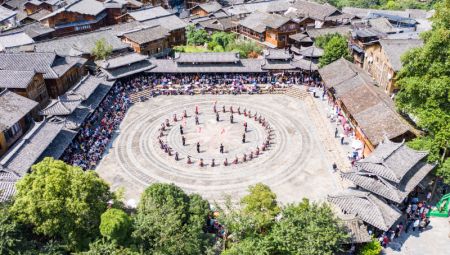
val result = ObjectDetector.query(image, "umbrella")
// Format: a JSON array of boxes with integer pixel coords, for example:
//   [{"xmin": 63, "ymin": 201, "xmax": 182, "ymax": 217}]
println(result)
[{"xmin": 351, "ymin": 139, "xmax": 364, "ymax": 150}]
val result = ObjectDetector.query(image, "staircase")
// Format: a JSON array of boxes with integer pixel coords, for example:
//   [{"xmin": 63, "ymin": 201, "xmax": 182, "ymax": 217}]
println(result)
[{"xmin": 283, "ymin": 86, "xmax": 310, "ymax": 100}]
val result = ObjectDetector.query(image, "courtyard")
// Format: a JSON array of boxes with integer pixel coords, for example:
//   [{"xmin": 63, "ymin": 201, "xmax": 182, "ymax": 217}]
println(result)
[{"xmin": 97, "ymin": 92, "xmax": 348, "ymax": 205}]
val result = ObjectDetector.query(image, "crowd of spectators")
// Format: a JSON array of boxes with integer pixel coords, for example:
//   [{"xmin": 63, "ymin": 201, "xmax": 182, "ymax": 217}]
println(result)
[
  {"xmin": 60, "ymin": 72, "xmax": 317, "ymax": 170},
  {"xmin": 61, "ymin": 83, "xmax": 131, "ymax": 170}
]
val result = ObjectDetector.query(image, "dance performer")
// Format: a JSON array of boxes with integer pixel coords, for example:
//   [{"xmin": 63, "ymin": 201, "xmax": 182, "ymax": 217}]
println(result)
[{"xmin": 196, "ymin": 142, "xmax": 200, "ymax": 153}]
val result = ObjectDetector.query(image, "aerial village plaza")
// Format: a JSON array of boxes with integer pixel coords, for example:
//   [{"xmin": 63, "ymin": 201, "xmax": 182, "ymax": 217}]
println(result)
[{"xmin": 0, "ymin": 0, "xmax": 449, "ymax": 254}]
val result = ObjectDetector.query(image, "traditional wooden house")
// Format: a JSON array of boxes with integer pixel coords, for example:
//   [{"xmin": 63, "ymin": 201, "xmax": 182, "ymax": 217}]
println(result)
[
  {"xmin": 190, "ymin": 1, "xmax": 222, "ymax": 17},
  {"xmin": 0, "ymin": 90, "xmax": 38, "ymax": 157},
  {"xmin": 363, "ymin": 39, "xmax": 422, "ymax": 94},
  {"xmin": 239, "ymin": 11, "xmax": 300, "ymax": 48},
  {"xmin": 121, "ymin": 7, "xmax": 187, "ymax": 47},
  {"xmin": 96, "ymin": 53, "xmax": 155, "ymax": 80},
  {"xmin": 0, "ymin": 5, "xmax": 17, "ymax": 30},
  {"xmin": 0, "ymin": 52, "xmax": 87, "ymax": 98},
  {"xmin": 122, "ymin": 25, "xmax": 170, "ymax": 56},
  {"xmin": 185, "ymin": 0, "xmax": 208, "ymax": 9},
  {"xmin": 260, "ymin": 49, "xmax": 298, "ymax": 72},
  {"xmin": 39, "ymin": 0, "xmax": 124, "ymax": 36},
  {"xmin": 0, "ymin": 70, "xmax": 49, "ymax": 112},
  {"xmin": 328, "ymin": 190, "xmax": 402, "ymax": 231},
  {"xmin": 195, "ymin": 16, "xmax": 236, "ymax": 33},
  {"xmin": 342, "ymin": 138, "xmax": 435, "ymax": 204},
  {"xmin": 319, "ymin": 58, "xmax": 414, "ymax": 156}
]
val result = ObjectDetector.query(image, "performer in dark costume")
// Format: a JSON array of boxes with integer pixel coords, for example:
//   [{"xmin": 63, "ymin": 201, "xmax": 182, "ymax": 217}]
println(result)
[
  {"xmin": 220, "ymin": 143, "xmax": 224, "ymax": 154},
  {"xmin": 238, "ymin": 107, "xmax": 241, "ymax": 115},
  {"xmin": 224, "ymin": 158, "xmax": 228, "ymax": 166},
  {"xmin": 244, "ymin": 122, "xmax": 248, "ymax": 132},
  {"xmin": 183, "ymin": 110, "xmax": 187, "ymax": 118},
  {"xmin": 230, "ymin": 114, "xmax": 234, "ymax": 124},
  {"xmin": 175, "ymin": 152, "xmax": 179, "ymax": 161},
  {"xmin": 243, "ymin": 154, "xmax": 247, "ymax": 162},
  {"xmin": 211, "ymin": 159, "xmax": 215, "ymax": 167},
  {"xmin": 182, "ymin": 136, "xmax": 186, "ymax": 146},
  {"xmin": 222, "ymin": 105, "xmax": 226, "ymax": 113},
  {"xmin": 230, "ymin": 106, "xmax": 233, "ymax": 113},
  {"xmin": 173, "ymin": 114, "xmax": 177, "ymax": 122},
  {"xmin": 195, "ymin": 115, "xmax": 199, "ymax": 125},
  {"xmin": 242, "ymin": 133, "xmax": 246, "ymax": 143},
  {"xmin": 200, "ymin": 158, "xmax": 204, "ymax": 167},
  {"xmin": 180, "ymin": 125, "xmax": 183, "ymax": 135},
  {"xmin": 197, "ymin": 142, "xmax": 200, "ymax": 153},
  {"xmin": 216, "ymin": 112, "xmax": 220, "ymax": 122}
]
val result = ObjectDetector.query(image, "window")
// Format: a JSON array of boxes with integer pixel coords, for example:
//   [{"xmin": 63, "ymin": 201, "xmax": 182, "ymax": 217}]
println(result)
[{"xmin": 5, "ymin": 122, "xmax": 21, "ymax": 141}]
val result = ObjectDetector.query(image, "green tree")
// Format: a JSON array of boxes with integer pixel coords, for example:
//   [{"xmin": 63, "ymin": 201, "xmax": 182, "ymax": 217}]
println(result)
[
  {"xmin": 319, "ymin": 35, "xmax": 352, "ymax": 67},
  {"xmin": 92, "ymin": 38, "xmax": 113, "ymax": 60},
  {"xmin": 315, "ymin": 33, "xmax": 343, "ymax": 49},
  {"xmin": 268, "ymin": 199, "xmax": 349, "ymax": 255},
  {"xmin": 241, "ymin": 183, "xmax": 281, "ymax": 232},
  {"xmin": 395, "ymin": 0, "xmax": 450, "ymax": 183},
  {"xmin": 210, "ymin": 32, "xmax": 235, "ymax": 49},
  {"xmin": 10, "ymin": 157, "xmax": 112, "ymax": 251},
  {"xmin": 358, "ymin": 239, "xmax": 382, "ymax": 255},
  {"xmin": 132, "ymin": 183, "xmax": 213, "ymax": 254},
  {"xmin": 186, "ymin": 24, "xmax": 210, "ymax": 46},
  {"xmin": 219, "ymin": 185, "xmax": 348, "ymax": 255},
  {"xmin": 100, "ymin": 208, "xmax": 132, "ymax": 245},
  {"xmin": 76, "ymin": 239, "xmax": 138, "ymax": 255}
]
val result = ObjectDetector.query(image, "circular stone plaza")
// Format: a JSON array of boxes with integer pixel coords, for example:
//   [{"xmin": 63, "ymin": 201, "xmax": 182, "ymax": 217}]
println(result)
[{"xmin": 96, "ymin": 91, "xmax": 348, "ymax": 205}]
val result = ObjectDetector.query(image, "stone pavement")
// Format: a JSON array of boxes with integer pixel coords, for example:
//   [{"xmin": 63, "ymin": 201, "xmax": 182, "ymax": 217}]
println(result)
[
  {"xmin": 96, "ymin": 93, "xmax": 349, "ymax": 205},
  {"xmin": 384, "ymin": 217, "xmax": 450, "ymax": 255}
]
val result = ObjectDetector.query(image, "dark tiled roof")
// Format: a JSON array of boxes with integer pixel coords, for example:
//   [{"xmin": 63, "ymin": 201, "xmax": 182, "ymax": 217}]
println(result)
[
  {"xmin": 194, "ymin": 1, "xmax": 223, "ymax": 13},
  {"xmin": 39, "ymin": 75, "xmax": 108, "ymax": 116},
  {"xmin": 0, "ymin": 168, "xmax": 20, "ymax": 202},
  {"xmin": 379, "ymin": 39, "xmax": 423, "ymax": 71},
  {"xmin": 174, "ymin": 52, "xmax": 240, "ymax": 63},
  {"xmin": 263, "ymin": 49, "xmax": 292, "ymax": 60},
  {"xmin": 305, "ymin": 25, "xmax": 351, "ymax": 39},
  {"xmin": 127, "ymin": 6, "xmax": 172, "ymax": 22},
  {"xmin": 0, "ymin": 52, "xmax": 83, "ymax": 79},
  {"xmin": 261, "ymin": 60, "xmax": 297, "ymax": 70},
  {"xmin": 339, "ymin": 214, "xmax": 372, "ymax": 244},
  {"xmin": 0, "ymin": 90, "xmax": 38, "ymax": 131},
  {"xmin": 343, "ymin": 161, "xmax": 434, "ymax": 203},
  {"xmin": 239, "ymin": 11, "xmax": 290, "ymax": 33},
  {"xmin": 96, "ymin": 53, "xmax": 148, "ymax": 69},
  {"xmin": 289, "ymin": 32, "xmax": 312, "ymax": 43},
  {"xmin": 0, "ymin": 70, "xmax": 36, "ymax": 89},
  {"xmin": 7, "ymin": 29, "xmax": 128, "ymax": 56},
  {"xmin": 290, "ymin": 0, "xmax": 339, "ymax": 20},
  {"xmin": 0, "ymin": 31, "xmax": 34, "ymax": 49},
  {"xmin": 99, "ymin": 55, "xmax": 155, "ymax": 80},
  {"xmin": 356, "ymin": 139, "xmax": 429, "ymax": 183},
  {"xmin": 149, "ymin": 58, "xmax": 265, "ymax": 73},
  {"xmin": 0, "ymin": 119, "xmax": 64, "ymax": 176},
  {"xmin": 319, "ymin": 58, "xmax": 411, "ymax": 146},
  {"xmin": 328, "ymin": 190, "xmax": 402, "ymax": 231},
  {"xmin": 198, "ymin": 17, "xmax": 236, "ymax": 31},
  {"xmin": 123, "ymin": 25, "xmax": 169, "ymax": 44},
  {"xmin": 297, "ymin": 45, "xmax": 323, "ymax": 58}
]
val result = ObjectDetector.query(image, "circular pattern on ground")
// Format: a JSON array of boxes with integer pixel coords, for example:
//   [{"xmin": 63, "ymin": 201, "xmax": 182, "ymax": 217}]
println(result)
[
  {"xmin": 163, "ymin": 109, "xmax": 273, "ymax": 165},
  {"xmin": 107, "ymin": 95, "xmax": 335, "ymax": 202}
]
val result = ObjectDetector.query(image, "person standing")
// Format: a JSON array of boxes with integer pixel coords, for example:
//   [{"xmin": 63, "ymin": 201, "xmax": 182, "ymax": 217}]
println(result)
[
  {"xmin": 182, "ymin": 136, "xmax": 186, "ymax": 146},
  {"xmin": 197, "ymin": 142, "xmax": 200, "ymax": 153},
  {"xmin": 220, "ymin": 143, "xmax": 224, "ymax": 154},
  {"xmin": 334, "ymin": 127, "xmax": 338, "ymax": 138},
  {"xmin": 242, "ymin": 133, "xmax": 246, "ymax": 143},
  {"xmin": 230, "ymin": 114, "xmax": 234, "ymax": 124},
  {"xmin": 180, "ymin": 125, "xmax": 184, "ymax": 135},
  {"xmin": 195, "ymin": 115, "xmax": 199, "ymax": 125},
  {"xmin": 216, "ymin": 112, "xmax": 220, "ymax": 122},
  {"xmin": 244, "ymin": 122, "xmax": 248, "ymax": 132},
  {"xmin": 340, "ymin": 134, "xmax": 345, "ymax": 145}
]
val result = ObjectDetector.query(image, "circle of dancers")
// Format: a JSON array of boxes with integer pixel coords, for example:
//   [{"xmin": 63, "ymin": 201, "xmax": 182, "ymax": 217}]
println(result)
[{"xmin": 157, "ymin": 103, "xmax": 274, "ymax": 167}]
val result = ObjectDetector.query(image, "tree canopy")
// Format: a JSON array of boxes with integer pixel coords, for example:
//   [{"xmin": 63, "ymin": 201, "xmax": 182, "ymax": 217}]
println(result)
[
  {"xmin": 10, "ymin": 157, "xmax": 112, "ymax": 251},
  {"xmin": 218, "ymin": 184, "xmax": 348, "ymax": 255},
  {"xmin": 91, "ymin": 38, "xmax": 113, "ymax": 60},
  {"xmin": 100, "ymin": 208, "xmax": 132, "ymax": 245},
  {"xmin": 319, "ymin": 0, "xmax": 435, "ymax": 10},
  {"xmin": 318, "ymin": 34, "xmax": 352, "ymax": 67},
  {"xmin": 395, "ymin": 0, "xmax": 450, "ymax": 184},
  {"xmin": 186, "ymin": 24, "xmax": 210, "ymax": 46},
  {"xmin": 132, "ymin": 183, "xmax": 213, "ymax": 254}
]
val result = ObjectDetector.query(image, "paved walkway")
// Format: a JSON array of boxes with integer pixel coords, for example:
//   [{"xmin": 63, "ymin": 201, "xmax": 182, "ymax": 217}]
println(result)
[
  {"xmin": 96, "ymin": 92, "xmax": 349, "ymax": 205},
  {"xmin": 384, "ymin": 217, "xmax": 450, "ymax": 254}
]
